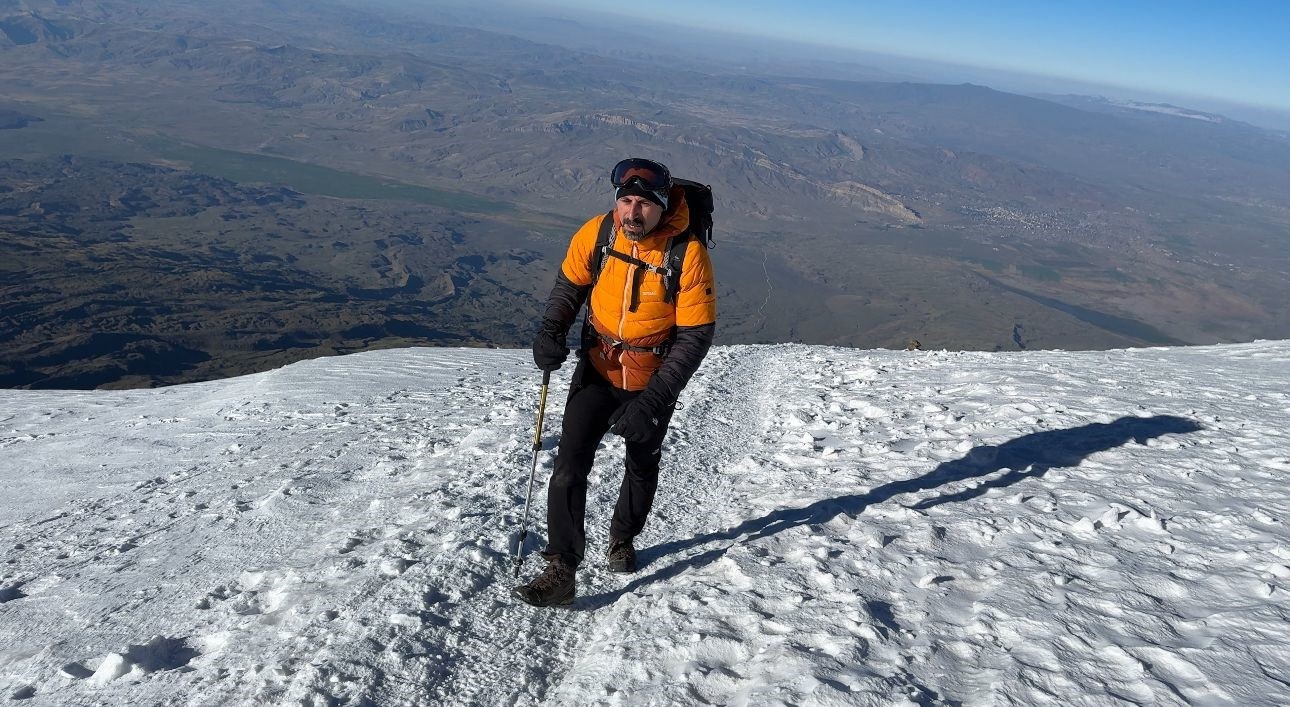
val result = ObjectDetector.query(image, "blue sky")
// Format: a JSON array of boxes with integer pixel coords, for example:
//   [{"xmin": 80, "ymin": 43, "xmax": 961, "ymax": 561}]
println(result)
[{"xmin": 536, "ymin": 0, "xmax": 1289, "ymax": 112}]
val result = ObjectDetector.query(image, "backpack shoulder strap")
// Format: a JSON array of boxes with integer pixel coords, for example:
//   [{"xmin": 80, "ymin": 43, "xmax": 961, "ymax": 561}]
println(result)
[
  {"xmin": 664, "ymin": 232, "xmax": 692, "ymax": 304},
  {"xmin": 590, "ymin": 210, "xmax": 614, "ymax": 286},
  {"xmin": 588, "ymin": 210, "xmax": 689, "ymax": 310}
]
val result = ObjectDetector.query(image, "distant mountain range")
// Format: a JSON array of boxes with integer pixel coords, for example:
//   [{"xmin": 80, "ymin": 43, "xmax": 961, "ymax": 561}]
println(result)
[{"xmin": 2, "ymin": 0, "xmax": 1289, "ymax": 388}]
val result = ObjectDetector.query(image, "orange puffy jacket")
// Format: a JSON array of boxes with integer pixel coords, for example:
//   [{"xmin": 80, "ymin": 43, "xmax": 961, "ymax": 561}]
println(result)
[{"xmin": 560, "ymin": 190, "xmax": 717, "ymax": 390}]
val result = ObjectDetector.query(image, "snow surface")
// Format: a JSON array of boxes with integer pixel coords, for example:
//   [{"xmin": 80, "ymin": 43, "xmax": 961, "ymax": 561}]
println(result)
[{"xmin": 1, "ymin": 342, "xmax": 1289, "ymax": 706}]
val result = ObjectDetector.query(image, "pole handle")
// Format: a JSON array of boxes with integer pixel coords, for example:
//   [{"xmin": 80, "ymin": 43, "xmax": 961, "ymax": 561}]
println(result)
[{"xmin": 532, "ymin": 370, "xmax": 550, "ymax": 450}]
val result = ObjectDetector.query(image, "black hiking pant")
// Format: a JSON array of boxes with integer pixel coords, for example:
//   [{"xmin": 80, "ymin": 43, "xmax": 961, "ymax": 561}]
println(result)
[{"xmin": 544, "ymin": 362, "xmax": 674, "ymax": 568}]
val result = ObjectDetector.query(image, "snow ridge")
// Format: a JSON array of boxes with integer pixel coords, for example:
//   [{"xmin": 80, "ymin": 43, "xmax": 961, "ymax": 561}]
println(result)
[{"xmin": 2, "ymin": 342, "xmax": 1289, "ymax": 705}]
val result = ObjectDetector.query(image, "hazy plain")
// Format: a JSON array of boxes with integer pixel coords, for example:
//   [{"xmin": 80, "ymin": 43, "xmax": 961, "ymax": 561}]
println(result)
[{"xmin": 3, "ymin": 0, "xmax": 1289, "ymax": 387}]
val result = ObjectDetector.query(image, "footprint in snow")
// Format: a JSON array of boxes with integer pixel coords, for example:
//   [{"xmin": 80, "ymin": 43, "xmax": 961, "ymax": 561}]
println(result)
[
  {"xmin": 0, "ymin": 582, "xmax": 27, "ymax": 603},
  {"xmin": 83, "ymin": 636, "xmax": 200, "ymax": 684},
  {"xmin": 379, "ymin": 556, "xmax": 419, "ymax": 577},
  {"xmin": 131, "ymin": 476, "xmax": 168, "ymax": 491},
  {"xmin": 59, "ymin": 662, "xmax": 94, "ymax": 679},
  {"xmin": 916, "ymin": 574, "xmax": 955, "ymax": 588}
]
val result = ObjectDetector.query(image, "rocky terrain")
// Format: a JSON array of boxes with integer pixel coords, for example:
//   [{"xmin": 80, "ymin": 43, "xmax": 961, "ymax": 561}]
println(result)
[
  {"xmin": 2, "ymin": 0, "xmax": 1289, "ymax": 387},
  {"xmin": 0, "ymin": 157, "xmax": 560, "ymax": 388}
]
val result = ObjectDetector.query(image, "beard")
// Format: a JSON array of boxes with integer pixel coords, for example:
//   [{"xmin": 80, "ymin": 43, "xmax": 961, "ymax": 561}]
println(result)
[{"xmin": 622, "ymin": 217, "xmax": 649, "ymax": 241}]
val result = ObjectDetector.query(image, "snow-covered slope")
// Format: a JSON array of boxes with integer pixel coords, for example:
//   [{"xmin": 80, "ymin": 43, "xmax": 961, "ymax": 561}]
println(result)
[{"xmin": 1, "ymin": 343, "xmax": 1288, "ymax": 706}]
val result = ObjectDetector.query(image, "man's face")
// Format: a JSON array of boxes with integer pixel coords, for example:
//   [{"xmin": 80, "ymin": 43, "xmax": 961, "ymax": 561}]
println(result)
[{"xmin": 616, "ymin": 195, "xmax": 664, "ymax": 241}]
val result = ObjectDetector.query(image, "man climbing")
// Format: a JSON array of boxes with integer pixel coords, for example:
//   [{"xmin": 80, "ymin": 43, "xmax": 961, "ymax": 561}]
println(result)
[{"xmin": 513, "ymin": 157, "xmax": 717, "ymax": 607}]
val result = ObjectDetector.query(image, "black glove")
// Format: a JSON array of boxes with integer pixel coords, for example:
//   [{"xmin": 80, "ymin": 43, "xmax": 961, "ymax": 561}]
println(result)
[
  {"xmin": 608, "ymin": 394, "xmax": 665, "ymax": 444},
  {"xmin": 532, "ymin": 319, "xmax": 569, "ymax": 372}
]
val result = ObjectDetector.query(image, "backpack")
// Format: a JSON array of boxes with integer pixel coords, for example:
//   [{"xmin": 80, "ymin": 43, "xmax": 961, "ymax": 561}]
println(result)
[{"xmin": 589, "ymin": 179, "xmax": 714, "ymax": 314}]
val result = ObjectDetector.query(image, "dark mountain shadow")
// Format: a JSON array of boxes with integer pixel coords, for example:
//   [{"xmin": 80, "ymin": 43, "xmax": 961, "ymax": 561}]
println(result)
[{"xmin": 578, "ymin": 414, "xmax": 1202, "ymax": 610}]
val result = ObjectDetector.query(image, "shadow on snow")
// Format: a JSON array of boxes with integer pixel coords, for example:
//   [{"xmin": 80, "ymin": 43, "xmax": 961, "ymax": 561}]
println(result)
[{"xmin": 579, "ymin": 414, "xmax": 1202, "ymax": 610}]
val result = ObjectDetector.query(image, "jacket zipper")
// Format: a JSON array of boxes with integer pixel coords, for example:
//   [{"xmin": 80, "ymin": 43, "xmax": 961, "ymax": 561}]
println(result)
[{"xmin": 618, "ymin": 236, "xmax": 636, "ymax": 388}]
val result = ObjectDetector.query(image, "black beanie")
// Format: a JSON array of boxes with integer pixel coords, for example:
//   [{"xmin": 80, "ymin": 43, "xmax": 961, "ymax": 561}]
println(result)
[{"xmin": 615, "ymin": 182, "xmax": 669, "ymax": 210}]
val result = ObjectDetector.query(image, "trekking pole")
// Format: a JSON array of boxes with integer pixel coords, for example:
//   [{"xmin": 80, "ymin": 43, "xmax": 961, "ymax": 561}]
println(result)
[{"xmin": 512, "ymin": 369, "xmax": 551, "ymax": 578}]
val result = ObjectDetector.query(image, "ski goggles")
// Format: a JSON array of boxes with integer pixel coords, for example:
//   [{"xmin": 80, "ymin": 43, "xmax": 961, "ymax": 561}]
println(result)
[{"xmin": 610, "ymin": 157, "xmax": 672, "ymax": 192}]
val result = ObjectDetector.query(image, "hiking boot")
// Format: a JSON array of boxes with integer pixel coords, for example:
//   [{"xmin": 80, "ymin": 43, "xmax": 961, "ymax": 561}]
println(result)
[
  {"xmin": 512, "ymin": 555, "xmax": 575, "ymax": 607},
  {"xmin": 606, "ymin": 538, "xmax": 637, "ymax": 573}
]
